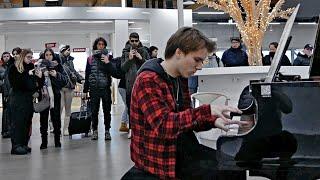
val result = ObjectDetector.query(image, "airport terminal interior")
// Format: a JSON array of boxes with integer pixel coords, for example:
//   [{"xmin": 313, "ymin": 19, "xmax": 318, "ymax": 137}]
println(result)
[{"xmin": 0, "ymin": 0, "xmax": 320, "ymax": 179}]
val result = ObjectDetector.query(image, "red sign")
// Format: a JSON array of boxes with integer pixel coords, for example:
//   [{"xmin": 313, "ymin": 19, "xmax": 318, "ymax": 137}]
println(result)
[
  {"xmin": 45, "ymin": 42, "xmax": 56, "ymax": 48},
  {"xmin": 73, "ymin": 48, "xmax": 87, "ymax": 52}
]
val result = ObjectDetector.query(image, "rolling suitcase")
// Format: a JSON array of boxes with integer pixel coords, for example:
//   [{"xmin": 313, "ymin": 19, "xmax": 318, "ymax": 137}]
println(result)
[{"xmin": 68, "ymin": 95, "xmax": 92, "ymax": 137}]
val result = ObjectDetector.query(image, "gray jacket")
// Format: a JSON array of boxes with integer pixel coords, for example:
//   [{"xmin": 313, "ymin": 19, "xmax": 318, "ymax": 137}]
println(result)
[
  {"xmin": 60, "ymin": 55, "xmax": 84, "ymax": 89},
  {"xmin": 121, "ymin": 42, "xmax": 150, "ymax": 95}
]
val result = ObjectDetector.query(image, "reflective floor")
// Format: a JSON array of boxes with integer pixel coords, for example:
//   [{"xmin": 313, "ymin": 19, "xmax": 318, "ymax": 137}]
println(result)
[{"xmin": 0, "ymin": 97, "xmax": 267, "ymax": 180}]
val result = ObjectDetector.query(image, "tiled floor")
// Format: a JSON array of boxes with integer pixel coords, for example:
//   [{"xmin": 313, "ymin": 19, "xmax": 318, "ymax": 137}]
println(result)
[{"xmin": 0, "ymin": 97, "xmax": 270, "ymax": 180}]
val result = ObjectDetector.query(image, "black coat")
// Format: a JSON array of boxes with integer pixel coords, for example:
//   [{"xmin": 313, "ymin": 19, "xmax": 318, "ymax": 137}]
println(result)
[
  {"xmin": 0, "ymin": 58, "xmax": 14, "ymax": 96},
  {"xmin": 263, "ymin": 54, "xmax": 291, "ymax": 66}
]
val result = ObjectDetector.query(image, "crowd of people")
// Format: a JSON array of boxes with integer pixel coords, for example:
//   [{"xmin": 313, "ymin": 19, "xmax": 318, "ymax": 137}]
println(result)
[{"xmin": 0, "ymin": 32, "xmax": 158, "ymax": 155}]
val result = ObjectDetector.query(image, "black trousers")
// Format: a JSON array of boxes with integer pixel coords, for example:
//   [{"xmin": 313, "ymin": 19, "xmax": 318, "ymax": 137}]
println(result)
[
  {"xmin": 40, "ymin": 93, "xmax": 61, "ymax": 138},
  {"xmin": 89, "ymin": 88, "xmax": 112, "ymax": 131},
  {"xmin": 1, "ymin": 94, "xmax": 10, "ymax": 135},
  {"xmin": 9, "ymin": 93, "xmax": 33, "ymax": 148},
  {"xmin": 122, "ymin": 132, "xmax": 246, "ymax": 179}
]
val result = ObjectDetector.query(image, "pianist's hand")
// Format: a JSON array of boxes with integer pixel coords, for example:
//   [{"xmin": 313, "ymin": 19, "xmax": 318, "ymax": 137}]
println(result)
[
  {"xmin": 210, "ymin": 105, "xmax": 242, "ymax": 120},
  {"xmin": 214, "ymin": 118, "xmax": 248, "ymax": 132},
  {"xmin": 211, "ymin": 105, "xmax": 245, "ymax": 131}
]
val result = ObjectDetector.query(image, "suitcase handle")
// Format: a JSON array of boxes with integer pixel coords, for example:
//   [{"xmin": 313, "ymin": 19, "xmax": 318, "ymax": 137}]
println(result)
[{"xmin": 78, "ymin": 98, "xmax": 90, "ymax": 120}]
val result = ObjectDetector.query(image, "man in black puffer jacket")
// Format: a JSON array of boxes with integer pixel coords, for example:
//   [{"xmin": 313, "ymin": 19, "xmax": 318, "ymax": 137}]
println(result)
[
  {"xmin": 293, "ymin": 44, "xmax": 313, "ymax": 66},
  {"xmin": 84, "ymin": 37, "xmax": 121, "ymax": 141}
]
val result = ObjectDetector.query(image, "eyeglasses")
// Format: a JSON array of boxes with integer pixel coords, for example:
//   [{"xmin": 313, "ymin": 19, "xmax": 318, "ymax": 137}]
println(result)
[{"xmin": 130, "ymin": 39, "xmax": 139, "ymax": 43}]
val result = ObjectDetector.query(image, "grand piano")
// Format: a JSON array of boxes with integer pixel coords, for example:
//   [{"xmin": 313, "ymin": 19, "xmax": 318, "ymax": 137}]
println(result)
[{"xmin": 216, "ymin": 6, "xmax": 320, "ymax": 180}]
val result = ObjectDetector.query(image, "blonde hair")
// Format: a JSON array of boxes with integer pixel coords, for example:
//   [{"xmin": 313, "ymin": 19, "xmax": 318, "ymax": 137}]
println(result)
[{"xmin": 15, "ymin": 49, "xmax": 33, "ymax": 73}]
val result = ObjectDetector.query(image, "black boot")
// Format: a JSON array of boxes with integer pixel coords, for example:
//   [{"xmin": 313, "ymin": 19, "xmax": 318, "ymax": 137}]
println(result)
[
  {"xmin": 11, "ymin": 146, "xmax": 28, "ymax": 155},
  {"xmin": 54, "ymin": 135, "xmax": 61, "ymax": 148},
  {"xmin": 40, "ymin": 135, "xmax": 48, "ymax": 149},
  {"xmin": 2, "ymin": 131, "xmax": 10, "ymax": 139}
]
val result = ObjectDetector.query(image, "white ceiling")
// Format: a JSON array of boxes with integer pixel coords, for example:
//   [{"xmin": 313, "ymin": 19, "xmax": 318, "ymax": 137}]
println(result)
[{"xmin": 0, "ymin": 20, "xmax": 115, "ymax": 34}]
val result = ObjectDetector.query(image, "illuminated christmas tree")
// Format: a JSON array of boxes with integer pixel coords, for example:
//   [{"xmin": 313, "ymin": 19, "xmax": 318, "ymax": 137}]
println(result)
[{"xmin": 197, "ymin": 0, "xmax": 294, "ymax": 65}]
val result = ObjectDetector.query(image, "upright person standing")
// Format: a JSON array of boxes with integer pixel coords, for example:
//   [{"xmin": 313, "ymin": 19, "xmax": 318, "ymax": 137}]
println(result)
[
  {"xmin": 59, "ymin": 45, "xmax": 84, "ymax": 136},
  {"xmin": 121, "ymin": 32, "xmax": 149, "ymax": 138},
  {"xmin": 0, "ymin": 52, "xmax": 15, "ymax": 138},
  {"xmin": 9, "ymin": 49, "xmax": 43, "ymax": 155},
  {"xmin": 39, "ymin": 48, "xmax": 67, "ymax": 149},
  {"xmin": 83, "ymin": 37, "xmax": 119, "ymax": 141}
]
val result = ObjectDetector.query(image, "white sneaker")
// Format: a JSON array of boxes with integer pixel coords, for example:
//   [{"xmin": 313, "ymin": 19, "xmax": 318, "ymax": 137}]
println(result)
[
  {"xmin": 127, "ymin": 129, "xmax": 132, "ymax": 139},
  {"xmin": 63, "ymin": 129, "xmax": 69, "ymax": 136}
]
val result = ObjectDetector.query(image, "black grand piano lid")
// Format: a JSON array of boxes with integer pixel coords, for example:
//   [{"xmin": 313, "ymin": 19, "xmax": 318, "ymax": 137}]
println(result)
[
  {"xmin": 309, "ymin": 16, "xmax": 320, "ymax": 77},
  {"xmin": 264, "ymin": 5, "xmax": 300, "ymax": 83}
]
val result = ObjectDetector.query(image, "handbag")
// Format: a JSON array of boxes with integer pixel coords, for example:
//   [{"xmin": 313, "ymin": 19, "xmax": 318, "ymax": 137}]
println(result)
[{"xmin": 33, "ymin": 86, "xmax": 50, "ymax": 113}]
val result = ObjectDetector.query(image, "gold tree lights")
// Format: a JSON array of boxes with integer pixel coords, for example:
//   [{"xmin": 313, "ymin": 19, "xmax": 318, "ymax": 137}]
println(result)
[{"xmin": 197, "ymin": 0, "xmax": 295, "ymax": 65}]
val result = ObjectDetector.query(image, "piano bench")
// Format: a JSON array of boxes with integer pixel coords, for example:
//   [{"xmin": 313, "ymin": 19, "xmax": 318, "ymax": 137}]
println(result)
[{"xmin": 121, "ymin": 166, "xmax": 158, "ymax": 180}]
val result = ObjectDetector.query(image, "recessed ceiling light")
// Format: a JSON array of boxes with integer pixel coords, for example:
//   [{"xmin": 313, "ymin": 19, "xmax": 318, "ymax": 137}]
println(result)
[
  {"xmin": 298, "ymin": 22, "xmax": 317, "ymax": 25},
  {"xmin": 27, "ymin": 21, "xmax": 62, "ymax": 24},
  {"xmin": 196, "ymin": 12, "xmax": 225, "ymax": 15},
  {"xmin": 129, "ymin": 27, "xmax": 142, "ymax": 30},
  {"xmin": 79, "ymin": 21, "xmax": 113, "ymax": 24}
]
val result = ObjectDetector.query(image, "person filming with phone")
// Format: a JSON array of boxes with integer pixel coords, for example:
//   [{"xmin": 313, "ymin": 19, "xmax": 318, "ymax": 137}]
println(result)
[
  {"xmin": 121, "ymin": 32, "xmax": 149, "ymax": 138},
  {"xmin": 83, "ymin": 37, "xmax": 119, "ymax": 141}
]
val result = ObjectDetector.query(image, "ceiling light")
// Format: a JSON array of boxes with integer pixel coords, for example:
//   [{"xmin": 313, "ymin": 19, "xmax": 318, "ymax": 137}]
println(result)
[
  {"xmin": 183, "ymin": 0, "xmax": 195, "ymax": 5},
  {"xmin": 129, "ymin": 27, "xmax": 142, "ymax": 30},
  {"xmin": 79, "ymin": 21, "xmax": 113, "ymax": 24},
  {"xmin": 196, "ymin": 12, "xmax": 225, "ymax": 15},
  {"xmin": 27, "ymin": 21, "xmax": 62, "ymax": 24},
  {"xmin": 128, "ymin": 21, "xmax": 135, "ymax": 24},
  {"xmin": 217, "ymin": 22, "xmax": 236, "ymax": 25},
  {"xmin": 141, "ymin": 12, "xmax": 151, "ymax": 15},
  {"xmin": 269, "ymin": 22, "xmax": 281, "ymax": 25},
  {"xmin": 298, "ymin": 22, "xmax": 317, "ymax": 25}
]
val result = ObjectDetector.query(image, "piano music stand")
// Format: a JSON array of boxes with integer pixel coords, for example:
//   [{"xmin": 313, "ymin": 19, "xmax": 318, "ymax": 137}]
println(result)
[
  {"xmin": 264, "ymin": 4, "xmax": 300, "ymax": 83},
  {"xmin": 308, "ymin": 15, "xmax": 320, "ymax": 79}
]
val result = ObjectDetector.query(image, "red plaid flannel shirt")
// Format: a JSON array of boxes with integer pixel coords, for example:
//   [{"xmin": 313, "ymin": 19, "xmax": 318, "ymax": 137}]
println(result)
[{"xmin": 130, "ymin": 71, "xmax": 217, "ymax": 179}]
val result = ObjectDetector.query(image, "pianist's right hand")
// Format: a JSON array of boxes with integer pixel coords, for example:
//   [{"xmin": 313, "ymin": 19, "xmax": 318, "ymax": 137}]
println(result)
[{"xmin": 210, "ymin": 105, "xmax": 246, "ymax": 131}]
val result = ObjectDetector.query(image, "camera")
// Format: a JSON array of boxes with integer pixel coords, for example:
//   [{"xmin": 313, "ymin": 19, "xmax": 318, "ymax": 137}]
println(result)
[
  {"xmin": 93, "ymin": 49, "xmax": 109, "ymax": 59},
  {"xmin": 34, "ymin": 59, "xmax": 57, "ymax": 72}
]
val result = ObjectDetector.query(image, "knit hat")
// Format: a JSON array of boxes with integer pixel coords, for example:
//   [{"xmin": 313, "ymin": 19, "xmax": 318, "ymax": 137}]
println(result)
[
  {"xmin": 59, "ymin": 44, "xmax": 70, "ymax": 53},
  {"xmin": 230, "ymin": 37, "xmax": 241, "ymax": 42}
]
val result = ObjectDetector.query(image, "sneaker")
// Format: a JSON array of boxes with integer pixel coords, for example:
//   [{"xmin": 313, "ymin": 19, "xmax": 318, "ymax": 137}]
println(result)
[
  {"xmin": 128, "ymin": 129, "xmax": 132, "ymax": 139},
  {"xmin": 119, "ymin": 122, "xmax": 129, "ymax": 132},
  {"xmin": 91, "ymin": 130, "xmax": 98, "ymax": 140},
  {"xmin": 63, "ymin": 129, "xmax": 69, "ymax": 136},
  {"xmin": 105, "ymin": 130, "xmax": 111, "ymax": 141}
]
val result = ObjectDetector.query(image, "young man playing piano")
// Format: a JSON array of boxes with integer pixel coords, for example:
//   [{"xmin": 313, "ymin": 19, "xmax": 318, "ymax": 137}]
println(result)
[{"xmin": 120, "ymin": 27, "xmax": 246, "ymax": 179}]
